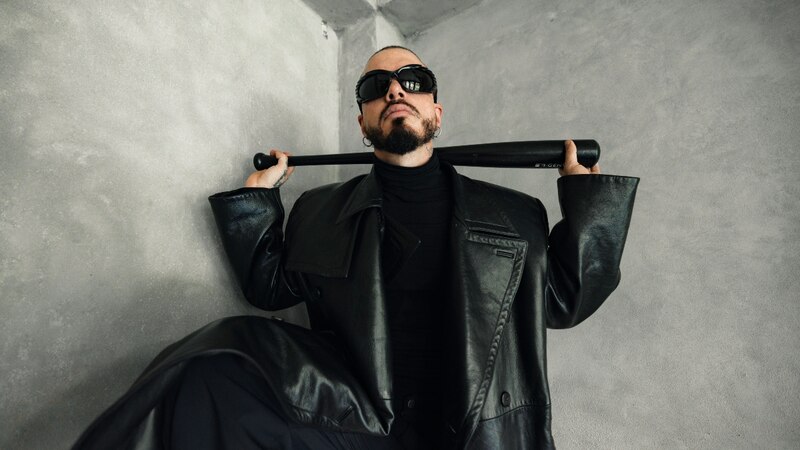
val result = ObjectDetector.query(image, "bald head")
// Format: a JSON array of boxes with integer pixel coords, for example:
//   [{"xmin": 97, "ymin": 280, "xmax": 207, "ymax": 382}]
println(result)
[{"xmin": 362, "ymin": 46, "xmax": 425, "ymax": 75}]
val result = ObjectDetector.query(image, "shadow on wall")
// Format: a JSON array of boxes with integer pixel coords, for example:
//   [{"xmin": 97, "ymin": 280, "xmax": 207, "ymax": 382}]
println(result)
[
  {"xmin": 11, "ymin": 343, "xmax": 162, "ymax": 448},
  {"xmin": 4, "ymin": 92, "xmax": 318, "ymax": 448},
  {"xmin": 7, "ymin": 277, "xmax": 215, "ymax": 448}
]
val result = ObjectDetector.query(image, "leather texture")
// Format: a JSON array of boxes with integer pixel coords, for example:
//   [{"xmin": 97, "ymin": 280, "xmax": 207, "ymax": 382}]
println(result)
[{"xmin": 72, "ymin": 164, "xmax": 638, "ymax": 450}]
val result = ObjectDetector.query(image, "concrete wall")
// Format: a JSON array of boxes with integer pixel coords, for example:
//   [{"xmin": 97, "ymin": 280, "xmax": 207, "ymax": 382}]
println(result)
[
  {"xmin": 410, "ymin": 0, "xmax": 800, "ymax": 448},
  {"xmin": 0, "ymin": 0, "xmax": 338, "ymax": 447},
  {"xmin": 3, "ymin": 0, "xmax": 799, "ymax": 448}
]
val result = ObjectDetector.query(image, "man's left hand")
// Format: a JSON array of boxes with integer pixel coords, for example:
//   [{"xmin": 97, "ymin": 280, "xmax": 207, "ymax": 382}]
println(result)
[{"xmin": 559, "ymin": 139, "xmax": 601, "ymax": 176}]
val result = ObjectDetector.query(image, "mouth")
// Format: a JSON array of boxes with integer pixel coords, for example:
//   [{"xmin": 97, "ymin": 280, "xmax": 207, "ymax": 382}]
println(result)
[{"xmin": 382, "ymin": 103, "xmax": 417, "ymax": 121}]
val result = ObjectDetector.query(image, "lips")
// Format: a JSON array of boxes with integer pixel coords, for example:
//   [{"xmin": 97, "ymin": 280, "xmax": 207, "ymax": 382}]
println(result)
[{"xmin": 382, "ymin": 103, "xmax": 416, "ymax": 121}]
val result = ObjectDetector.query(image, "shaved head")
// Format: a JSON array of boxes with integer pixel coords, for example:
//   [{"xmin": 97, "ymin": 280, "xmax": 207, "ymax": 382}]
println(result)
[{"xmin": 362, "ymin": 46, "xmax": 425, "ymax": 75}]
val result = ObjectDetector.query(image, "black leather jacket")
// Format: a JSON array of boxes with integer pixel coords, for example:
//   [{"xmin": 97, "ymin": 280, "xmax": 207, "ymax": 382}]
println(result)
[
  {"xmin": 209, "ymin": 164, "xmax": 639, "ymax": 449},
  {"xmin": 72, "ymin": 164, "xmax": 638, "ymax": 450}
]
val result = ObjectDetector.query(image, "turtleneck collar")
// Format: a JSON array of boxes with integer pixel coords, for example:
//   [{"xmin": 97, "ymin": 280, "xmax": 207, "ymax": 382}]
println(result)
[{"xmin": 373, "ymin": 152, "xmax": 447, "ymax": 197}]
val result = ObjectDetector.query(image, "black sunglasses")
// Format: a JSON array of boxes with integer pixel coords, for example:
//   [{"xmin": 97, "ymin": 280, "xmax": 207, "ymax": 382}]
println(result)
[{"xmin": 355, "ymin": 64, "xmax": 438, "ymax": 106}]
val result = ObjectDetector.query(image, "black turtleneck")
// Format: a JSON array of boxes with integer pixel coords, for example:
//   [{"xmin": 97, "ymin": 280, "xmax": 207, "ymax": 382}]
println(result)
[
  {"xmin": 374, "ymin": 153, "xmax": 452, "ymax": 447},
  {"xmin": 374, "ymin": 154, "xmax": 452, "ymax": 290}
]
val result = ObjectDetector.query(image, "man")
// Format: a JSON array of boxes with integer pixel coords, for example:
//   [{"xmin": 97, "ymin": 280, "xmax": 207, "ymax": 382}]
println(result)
[{"xmin": 73, "ymin": 46, "xmax": 637, "ymax": 450}]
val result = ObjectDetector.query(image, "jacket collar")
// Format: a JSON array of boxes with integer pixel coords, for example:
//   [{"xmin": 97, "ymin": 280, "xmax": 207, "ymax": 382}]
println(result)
[
  {"xmin": 336, "ymin": 167, "xmax": 382, "ymax": 224},
  {"xmin": 336, "ymin": 160, "xmax": 521, "ymax": 238}
]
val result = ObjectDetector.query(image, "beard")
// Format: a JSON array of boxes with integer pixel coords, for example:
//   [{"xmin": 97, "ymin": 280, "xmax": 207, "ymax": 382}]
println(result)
[{"xmin": 365, "ymin": 115, "xmax": 438, "ymax": 155}]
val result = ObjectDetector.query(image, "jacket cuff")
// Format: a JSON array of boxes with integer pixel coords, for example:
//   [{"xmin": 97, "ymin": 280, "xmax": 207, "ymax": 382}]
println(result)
[
  {"xmin": 209, "ymin": 186, "xmax": 281, "ymax": 202},
  {"xmin": 556, "ymin": 174, "xmax": 639, "ymax": 222}
]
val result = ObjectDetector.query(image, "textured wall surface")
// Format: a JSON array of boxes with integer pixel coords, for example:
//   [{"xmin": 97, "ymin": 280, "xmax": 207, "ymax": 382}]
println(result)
[
  {"xmin": 3, "ymin": 0, "xmax": 799, "ymax": 448},
  {"xmin": 0, "ymin": 0, "xmax": 338, "ymax": 447},
  {"xmin": 410, "ymin": 0, "xmax": 800, "ymax": 448}
]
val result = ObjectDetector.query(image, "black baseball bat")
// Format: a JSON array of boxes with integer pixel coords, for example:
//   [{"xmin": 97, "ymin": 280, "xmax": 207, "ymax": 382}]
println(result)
[{"xmin": 253, "ymin": 140, "xmax": 600, "ymax": 170}]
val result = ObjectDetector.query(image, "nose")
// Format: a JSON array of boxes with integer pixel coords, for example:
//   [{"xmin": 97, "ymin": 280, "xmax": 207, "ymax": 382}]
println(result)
[{"xmin": 384, "ymin": 78, "xmax": 405, "ymax": 102}]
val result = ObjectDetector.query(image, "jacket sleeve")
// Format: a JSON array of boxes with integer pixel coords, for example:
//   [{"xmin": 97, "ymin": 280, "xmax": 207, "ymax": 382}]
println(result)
[
  {"xmin": 544, "ymin": 174, "xmax": 639, "ymax": 328},
  {"xmin": 208, "ymin": 187, "xmax": 304, "ymax": 311}
]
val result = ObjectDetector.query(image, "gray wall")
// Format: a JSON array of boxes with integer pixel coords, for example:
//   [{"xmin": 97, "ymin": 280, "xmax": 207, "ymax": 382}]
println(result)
[
  {"xmin": 410, "ymin": 0, "xmax": 800, "ymax": 448},
  {"xmin": 1, "ymin": 0, "xmax": 339, "ymax": 447},
  {"xmin": 2, "ymin": 0, "xmax": 799, "ymax": 448}
]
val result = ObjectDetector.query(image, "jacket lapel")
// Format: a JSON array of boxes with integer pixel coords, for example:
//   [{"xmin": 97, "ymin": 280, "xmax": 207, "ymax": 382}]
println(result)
[{"xmin": 445, "ymin": 166, "xmax": 529, "ymax": 446}]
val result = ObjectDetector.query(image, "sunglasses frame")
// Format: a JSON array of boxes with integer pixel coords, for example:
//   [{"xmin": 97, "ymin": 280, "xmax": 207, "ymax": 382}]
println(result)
[{"xmin": 355, "ymin": 64, "xmax": 438, "ymax": 107}]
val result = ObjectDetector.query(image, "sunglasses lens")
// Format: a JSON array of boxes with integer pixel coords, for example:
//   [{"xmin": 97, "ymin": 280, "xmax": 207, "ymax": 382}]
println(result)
[
  {"xmin": 357, "ymin": 73, "xmax": 391, "ymax": 103},
  {"xmin": 397, "ymin": 68, "xmax": 435, "ymax": 93}
]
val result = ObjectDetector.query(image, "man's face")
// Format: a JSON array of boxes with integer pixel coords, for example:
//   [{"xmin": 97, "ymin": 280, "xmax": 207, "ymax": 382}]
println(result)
[{"xmin": 357, "ymin": 48, "xmax": 443, "ymax": 155}]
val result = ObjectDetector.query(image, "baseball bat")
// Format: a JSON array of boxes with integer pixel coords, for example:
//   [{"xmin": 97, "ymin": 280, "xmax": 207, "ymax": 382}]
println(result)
[{"xmin": 253, "ymin": 140, "xmax": 599, "ymax": 170}]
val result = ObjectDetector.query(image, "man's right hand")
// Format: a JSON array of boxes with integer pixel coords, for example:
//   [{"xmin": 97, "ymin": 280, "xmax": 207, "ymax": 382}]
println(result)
[
  {"xmin": 245, "ymin": 149, "xmax": 294, "ymax": 189},
  {"xmin": 559, "ymin": 139, "xmax": 601, "ymax": 176}
]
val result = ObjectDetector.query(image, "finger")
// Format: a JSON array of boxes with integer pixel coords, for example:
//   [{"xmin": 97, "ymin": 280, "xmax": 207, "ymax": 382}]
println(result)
[
  {"xmin": 590, "ymin": 163, "xmax": 601, "ymax": 174},
  {"xmin": 274, "ymin": 155, "xmax": 289, "ymax": 180},
  {"xmin": 559, "ymin": 139, "xmax": 576, "ymax": 176},
  {"xmin": 281, "ymin": 151, "xmax": 295, "ymax": 176},
  {"xmin": 269, "ymin": 148, "xmax": 290, "ymax": 163},
  {"xmin": 272, "ymin": 154, "xmax": 291, "ymax": 187},
  {"xmin": 270, "ymin": 149, "xmax": 294, "ymax": 168},
  {"xmin": 276, "ymin": 152, "xmax": 288, "ymax": 167},
  {"xmin": 266, "ymin": 148, "xmax": 286, "ymax": 168},
  {"xmin": 564, "ymin": 140, "xmax": 579, "ymax": 166}
]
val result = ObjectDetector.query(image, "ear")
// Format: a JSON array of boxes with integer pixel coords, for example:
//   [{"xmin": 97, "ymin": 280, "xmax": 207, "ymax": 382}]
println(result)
[
  {"xmin": 357, "ymin": 114, "xmax": 366, "ymax": 136},
  {"xmin": 433, "ymin": 103, "xmax": 443, "ymax": 129}
]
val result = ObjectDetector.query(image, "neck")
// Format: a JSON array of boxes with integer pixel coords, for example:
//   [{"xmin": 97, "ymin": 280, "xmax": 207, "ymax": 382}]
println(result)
[{"xmin": 373, "ymin": 142, "xmax": 434, "ymax": 167}]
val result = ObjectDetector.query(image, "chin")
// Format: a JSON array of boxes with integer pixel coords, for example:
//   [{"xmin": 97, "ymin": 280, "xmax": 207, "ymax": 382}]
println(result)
[{"xmin": 388, "ymin": 116, "xmax": 417, "ymax": 132}]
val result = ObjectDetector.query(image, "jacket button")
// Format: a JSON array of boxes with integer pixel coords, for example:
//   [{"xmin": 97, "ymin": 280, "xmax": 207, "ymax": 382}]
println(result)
[
  {"xmin": 406, "ymin": 397, "xmax": 416, "ymax": 409},
  {"xmin": 501, "ymin": 391, "xmax": 511, "ymax": 407}
]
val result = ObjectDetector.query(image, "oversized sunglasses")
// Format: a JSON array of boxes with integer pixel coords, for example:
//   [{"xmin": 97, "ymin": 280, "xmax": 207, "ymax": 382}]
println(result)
[{"xmin": 355, "ymin": 64, "xmax": 438, "ymax": 107}]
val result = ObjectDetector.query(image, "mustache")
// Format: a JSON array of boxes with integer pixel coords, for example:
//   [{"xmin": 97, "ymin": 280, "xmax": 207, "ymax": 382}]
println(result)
[{"xmin": 381, "ymin": 100, "xmax": 420, "ymax": 120}]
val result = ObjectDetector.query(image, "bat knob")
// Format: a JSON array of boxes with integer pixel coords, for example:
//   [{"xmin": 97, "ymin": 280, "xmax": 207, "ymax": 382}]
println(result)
[{"xmin": 253, "ymin": 153, "xmax": 278, "ymax": 170}]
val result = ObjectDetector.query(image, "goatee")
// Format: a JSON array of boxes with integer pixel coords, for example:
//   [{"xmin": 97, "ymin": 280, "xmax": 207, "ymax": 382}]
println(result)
[{"xmin": 365, "ymin": 116, "xmax": 438, "ymax": 155}]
